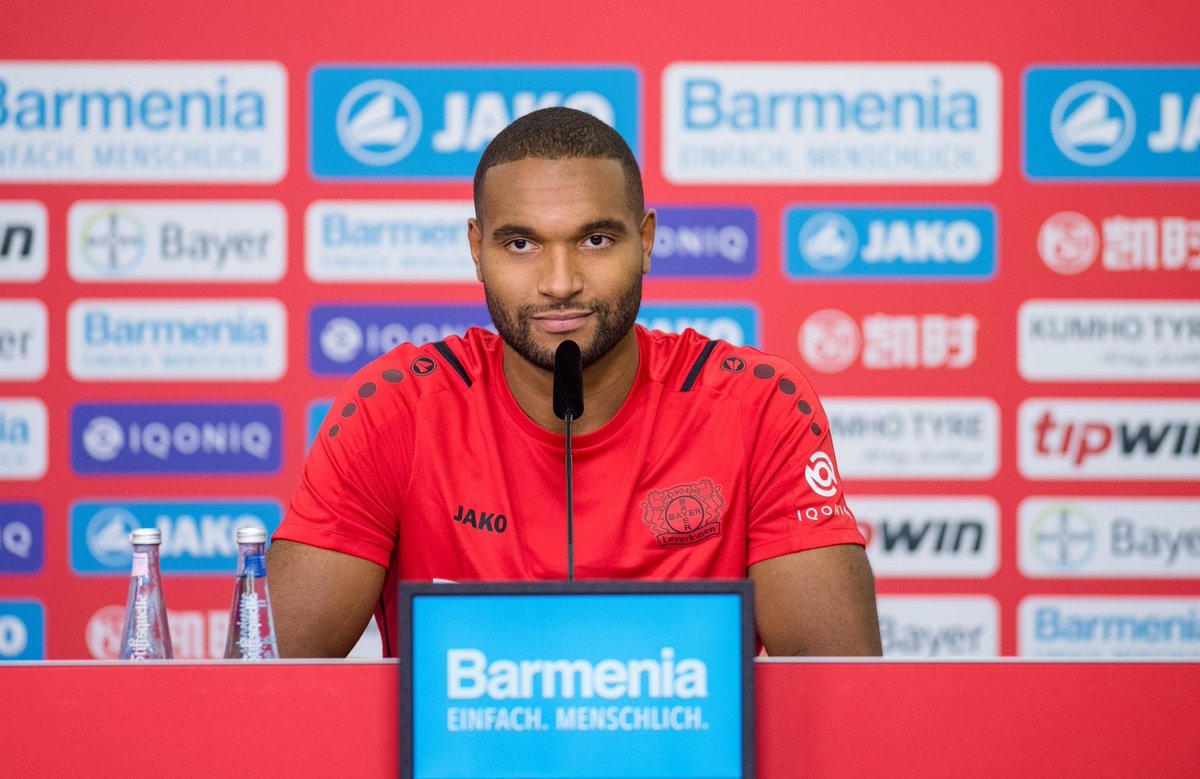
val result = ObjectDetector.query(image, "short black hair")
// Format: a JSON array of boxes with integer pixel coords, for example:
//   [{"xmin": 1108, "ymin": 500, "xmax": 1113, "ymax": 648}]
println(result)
[{"xmin": 473, "ymin": 107, "xmax": 644, "ymax": 220}]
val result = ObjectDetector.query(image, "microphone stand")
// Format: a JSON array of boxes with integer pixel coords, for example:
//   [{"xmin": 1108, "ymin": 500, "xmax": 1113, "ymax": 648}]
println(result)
[{"xmin": 564, "ymin": 408, "xmax": 575, "ymax": 581}]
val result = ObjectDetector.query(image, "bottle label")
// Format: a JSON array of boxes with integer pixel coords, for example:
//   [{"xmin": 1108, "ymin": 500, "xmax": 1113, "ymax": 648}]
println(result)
[
  {"xmin": 130, "ymin": 552, "xmax": 149, "ymax": 578},
  {"xmin": 244, "ymin": 553, "xmax": 266, "ymax": 578}
]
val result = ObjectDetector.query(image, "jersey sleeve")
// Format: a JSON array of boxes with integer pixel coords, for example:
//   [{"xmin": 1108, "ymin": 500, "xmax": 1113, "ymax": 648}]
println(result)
[
  {"xmin": 273, "ymin": 366, "xmax": 414, "ymax": 569},
  {"xmin": 740, "ymin": 356, "xmax": 865, "ymax": 567}
]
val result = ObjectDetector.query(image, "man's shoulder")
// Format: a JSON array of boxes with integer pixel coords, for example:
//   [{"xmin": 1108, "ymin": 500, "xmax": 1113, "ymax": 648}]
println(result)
[
  {"xmin": 640, "ymin": 326, "xmax": 821, "ymax": 405},
  {"xmin": 315, "ymin": 328, "xmax": 498, "ymax": 443}
]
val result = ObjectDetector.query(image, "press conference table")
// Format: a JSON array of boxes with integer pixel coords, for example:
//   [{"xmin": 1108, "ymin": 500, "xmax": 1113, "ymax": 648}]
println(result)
[{"xmin": 4, "ymin": 660, "xmax": 1196, "ymax": 777}]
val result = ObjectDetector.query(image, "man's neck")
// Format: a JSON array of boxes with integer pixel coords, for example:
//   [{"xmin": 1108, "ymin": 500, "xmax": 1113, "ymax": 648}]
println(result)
[{"xmin": 502, "ymin": 329, "xmax": 640, "ymax": 436}]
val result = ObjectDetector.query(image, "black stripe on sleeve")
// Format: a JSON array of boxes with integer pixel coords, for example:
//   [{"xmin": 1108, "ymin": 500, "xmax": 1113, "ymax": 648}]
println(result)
[
  {"xmin": 433, "ymin": 341, "xmax": 473, "ymax": 388},
  {"xmin": 680, "ymin": 339, "xmax": 717, "ymax": 392}
]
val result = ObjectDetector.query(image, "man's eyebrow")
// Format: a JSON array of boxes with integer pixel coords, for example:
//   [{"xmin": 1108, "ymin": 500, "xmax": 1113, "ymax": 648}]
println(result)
[
  {"xmin": 578, "ymin": 219, "xmax": 628, "ymax": 235},
  {"xmin": 490, "ymin": 224, "xmax": 539, "ymax": 240}
]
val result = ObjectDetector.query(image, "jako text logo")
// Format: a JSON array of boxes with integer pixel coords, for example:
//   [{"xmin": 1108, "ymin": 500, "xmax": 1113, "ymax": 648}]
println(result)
[
  {"xmin": 1025, "ymin": 67, "xmax": 1200, "ymax": 180},
  {"xmin": 310, "ymin": 66, "xmax": 639, "ymax": 179}
]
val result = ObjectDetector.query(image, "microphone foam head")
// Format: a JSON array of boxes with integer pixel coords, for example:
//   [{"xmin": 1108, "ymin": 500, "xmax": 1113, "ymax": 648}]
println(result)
[{"xmin": 552, "ymin": 339, "xmax": 584, "ymax": 421}]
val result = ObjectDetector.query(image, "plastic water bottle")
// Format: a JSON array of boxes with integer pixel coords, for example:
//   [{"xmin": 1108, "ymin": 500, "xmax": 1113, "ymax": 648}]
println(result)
[
  {"xmin": 223, "ymin": 527, "xmax": 279, "ymax": 659},
  {"xmin": 118, "ymin": 528, "xmax": 174, "ymax": 660}
]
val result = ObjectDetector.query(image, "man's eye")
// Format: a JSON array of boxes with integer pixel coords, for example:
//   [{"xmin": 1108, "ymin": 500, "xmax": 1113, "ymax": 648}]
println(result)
[
  {"xmin": 584, "ymin": 235, "xmax": 613, "ymax": 248},
  {"xmin": 508, "ymin": 238, "xmax": 534, "ymax": 252}
]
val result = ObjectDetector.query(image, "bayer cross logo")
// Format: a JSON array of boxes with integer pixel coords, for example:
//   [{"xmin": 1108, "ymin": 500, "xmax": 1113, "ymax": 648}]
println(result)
[
  {"xmin": 798, "ymin": 212, "xmax": 857, "ymax": 272},
  {"xmin": 1050, "ymin": 81, "xmax": 1136, "ymax": 166},
  {"xmin": 336, "ymin": 79, "xmax": 423, "ymax": 166},
  {"xmin": 1031, "ymin": 504, "xmax": 1096, "ymax": 571},
  {"xmin": 81, "ymin": 208, "xmax": 145, "ymax": 275}
]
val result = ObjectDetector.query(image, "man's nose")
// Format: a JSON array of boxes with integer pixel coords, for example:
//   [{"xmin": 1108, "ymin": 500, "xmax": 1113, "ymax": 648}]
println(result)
[{"xmin": 537, "ymin": 245, "xmax": 584, "ymax": 300}]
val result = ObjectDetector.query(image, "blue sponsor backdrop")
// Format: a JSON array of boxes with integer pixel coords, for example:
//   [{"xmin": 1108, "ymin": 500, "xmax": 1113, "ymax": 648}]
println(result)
[
  {"xmin": 311, "ymin": 66, "xmax": 641, "ymax": 179},
  {"xmin": 651, "ymin": 206, "xmax": 758, "ymax": 277},
  {"xmin": 409, "ymin": 591, "xmax": 744, "ymax": 779},
  {"xmin": 0, "ymin": 502, "xmax": 43, "ymax": 574},
  {"xmin": 637, "ymin": 303, "xmax": 760, "ymax": 348},
  {"xmin": 0, "ymin": 600, "xmax": 44, "ymax": 661},
  {"xmin": 307, "ymin": 399, "xmax": 333, "ymax": 446},
  {"xmin": 1025, "ymin": 66, "xmax": 1200, "ymax": 180},
  {"xmin": 70, "ymin": 500, "xmax": 282, "ymax": 575},
  {"xmin": 783, "ymin": 206, "xmax": 997, "ymax": 280},
  {"xmin": 309, "ymin": 303, "xmax": 493, "ymax": 376},
  {"xmin": 70, "ymin": 403, "xmax": 282, "ymax": 475}
]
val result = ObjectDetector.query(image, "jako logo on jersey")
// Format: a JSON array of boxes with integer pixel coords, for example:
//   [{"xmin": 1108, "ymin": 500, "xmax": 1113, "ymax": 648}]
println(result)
[
  {"xmin": 651, "ymin": 206, "xmax": 757, "ymax": 277},
  {"xmin": 1025, "ymin": 67, "xmax": 1200, "ymax": 179},
  {"xmin": 0, "ymin": 61, "xmax": 287, "ymax": 183},
  {"xmin": 67, "ymin": 298, "xmax": 287, "ymax": 381},
  {"xmin": 662, "ymin": 62, "xmax": 1000, "ymax": 184},
  {"xmin": 71, "ymin": 402, "xmax": 281, "ymax": 475},
  {"xmin": 70, "ymin": 500, "xmax": 281, "ymax": 574},
  {"xmin": 0, "ymin": 600, "xmax": 44, "ymax": 661},
  {"xmin": 310, "ymin": 66, "xmax": 640, "ymax": 179},
  {"xmin": 1019, "ymin": 399, "xmax": 1200, "ymax": 479},
  {"xmin": 637, "ymin": 303, "xmax": 759, "ymax": 347},
  {"xmin": 0, "ymin": 501, "xmax": 43, "ymax": 574},
  {"xmin": 784, "ymin": 206, "xmax": 996, "ymax": 279},
  {"xmin": 0, "ymin": 201, "xmax": 48, "ymax": 282},
  {"xmin": 0, "ymin": 397, "xmax": 46, "ymax": 480},
  {"xmin": 310, "ymin": 303, "xmax": 493, "ymax": 376}
]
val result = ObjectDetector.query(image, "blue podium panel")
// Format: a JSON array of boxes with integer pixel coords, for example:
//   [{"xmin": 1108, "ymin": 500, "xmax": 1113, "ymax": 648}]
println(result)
[{"xmin": 400, "ymin": 581, "xmax": 754, "ymax": 779}]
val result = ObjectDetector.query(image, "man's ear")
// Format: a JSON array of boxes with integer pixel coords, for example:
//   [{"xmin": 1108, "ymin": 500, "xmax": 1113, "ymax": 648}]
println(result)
[
  {"xmin": 468, "ymin": 217, "xmax": 484, "ymax": 283},
  {"xmin": 639, "ymin": 209, "xmax": 656, "ymax": 275}
]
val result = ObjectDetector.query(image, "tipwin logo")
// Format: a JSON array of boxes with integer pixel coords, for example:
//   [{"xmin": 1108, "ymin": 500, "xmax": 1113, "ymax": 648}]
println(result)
[{"xmin": 1019, "ymin": 399, "xmax": 1200, "ymax": 479}]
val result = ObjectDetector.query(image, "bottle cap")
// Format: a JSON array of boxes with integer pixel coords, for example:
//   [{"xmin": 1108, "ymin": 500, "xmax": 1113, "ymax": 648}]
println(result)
[
  {"xmin": 236, "ymin": 527, "xmax": 268, "ymax": 544},
  {"xmin": 128, "ymin": 528, "xmax": 162, "ymax": 546}
]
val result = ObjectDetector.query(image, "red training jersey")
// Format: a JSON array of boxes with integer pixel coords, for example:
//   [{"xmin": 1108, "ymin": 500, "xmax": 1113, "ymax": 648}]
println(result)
[{"xmin": 276, "ymin": 326, "xmax": 864, "ymax": 655}]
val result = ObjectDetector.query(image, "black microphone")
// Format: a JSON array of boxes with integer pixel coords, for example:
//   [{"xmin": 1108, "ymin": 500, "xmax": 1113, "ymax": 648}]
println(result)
[
  {"xmin": 553, "ymin": 339, "xmax": 584, "ymax": 421},
  {"xmin": 552, "ymin": 340, "xmax": 584, "ymax": 581}
]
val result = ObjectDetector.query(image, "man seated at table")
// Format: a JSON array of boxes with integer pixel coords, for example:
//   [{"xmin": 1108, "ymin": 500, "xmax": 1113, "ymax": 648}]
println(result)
[{"xmin": 267, "ymin": 107, "xmax": 882, "ymax": 658}]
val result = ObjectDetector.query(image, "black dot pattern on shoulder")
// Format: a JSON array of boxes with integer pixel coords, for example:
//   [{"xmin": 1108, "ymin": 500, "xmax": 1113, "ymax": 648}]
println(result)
[
  {"xmin": 342, "ymin": 402, "xmax": 357, "ymax": 418},
  {"xmin": 382, "ymin": 369, "xmax": 404, "ymax": 383},
  {"xmin": 753, "ymin": 364, "xmax": 775, "ymax": 379},
  {"xmin": 811, "ymin": 422, "xmax": 823, "ymax": 435},
  {"xmin": 797, "ymin": 400, "xmax": 812, "ymax": 415},
  {"xmin": 328, "ymin": 425, "xmax": 340, "ymax": 438},
  {"xmin": 358, "ymin": 382, "xmax": 377, "ymax": 398},
  {"xmin": 777, "ymin": 378, "xmax": 796, "ymax": 395}
]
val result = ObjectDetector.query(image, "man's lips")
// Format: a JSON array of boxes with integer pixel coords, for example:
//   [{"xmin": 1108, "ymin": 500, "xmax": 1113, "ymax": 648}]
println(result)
[{"xmin": 532, "ymin": 311, "xmax": 591, "ymax": 333}]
